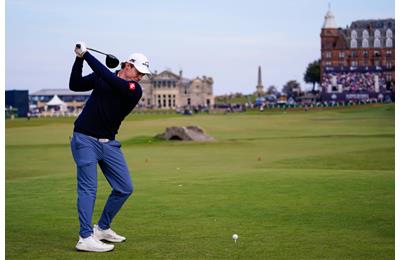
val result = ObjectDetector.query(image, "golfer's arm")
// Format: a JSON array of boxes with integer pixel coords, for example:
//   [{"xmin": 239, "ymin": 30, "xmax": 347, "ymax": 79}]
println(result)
[
  {"xmin": 69, "ymin": 57, "xmax": 96, "ymax": 92},
  {"xmin": 129, "ymin": 84, "xmax": 143, "ymax": 106},
  {"xmin": 83, "ymin": 52, "xmax": 136, "ymax": 95}
]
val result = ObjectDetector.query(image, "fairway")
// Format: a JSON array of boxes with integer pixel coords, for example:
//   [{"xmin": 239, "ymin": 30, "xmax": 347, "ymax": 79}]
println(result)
[{"xmin": 5, "ymin": 105, "xmax": 394, "ymax": 259}]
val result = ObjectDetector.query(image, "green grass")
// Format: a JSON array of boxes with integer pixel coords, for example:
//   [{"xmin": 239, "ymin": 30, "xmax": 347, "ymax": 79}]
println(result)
[{"xmin": 5, "ymin": 104, "xmax": 394, "ymax": 259}]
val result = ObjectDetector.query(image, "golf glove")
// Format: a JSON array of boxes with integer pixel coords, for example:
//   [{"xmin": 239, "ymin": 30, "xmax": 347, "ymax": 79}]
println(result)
[{"xmin": 75, "ymin": 42, "xmax": 87, "ymax": 58}]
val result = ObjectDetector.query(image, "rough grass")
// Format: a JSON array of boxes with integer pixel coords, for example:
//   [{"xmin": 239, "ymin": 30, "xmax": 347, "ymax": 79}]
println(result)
[{"xmin": 5, "ymin": 104, "xmax": 394, "ymax": 259}]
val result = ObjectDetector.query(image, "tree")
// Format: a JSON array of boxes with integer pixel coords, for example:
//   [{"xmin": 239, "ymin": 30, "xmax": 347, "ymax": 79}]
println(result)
[
  {"xmin": 234, "ymin": 92, "xmax": 243, "ymax": 98},
  {"xmin": 304, "ymin": 59, "xmax": 321, "ymax": 93},
  {"xmin": 282, "ymin": 80, "xmax": 301, "ymax": 97},
  {"xmin": 266, "ymin": 85, "xmax": 278, "ymax": 95}
]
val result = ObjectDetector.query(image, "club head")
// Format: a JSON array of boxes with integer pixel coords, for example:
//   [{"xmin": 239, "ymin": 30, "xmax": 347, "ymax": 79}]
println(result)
[{"xmin": 106, "ymin": 55, "xmax": 119, "ymax": 69}]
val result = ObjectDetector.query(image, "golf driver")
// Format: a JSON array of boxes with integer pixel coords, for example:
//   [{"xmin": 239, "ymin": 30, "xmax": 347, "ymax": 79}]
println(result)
[{"xmin": 75, "ymin": 44, "xmax": 120, "ymax": 69}]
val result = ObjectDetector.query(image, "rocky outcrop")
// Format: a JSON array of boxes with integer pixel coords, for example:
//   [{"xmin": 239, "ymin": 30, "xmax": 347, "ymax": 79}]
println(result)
[{"xmin": 156, "ymin": 126, "xmax": 215, "ymax": 141}]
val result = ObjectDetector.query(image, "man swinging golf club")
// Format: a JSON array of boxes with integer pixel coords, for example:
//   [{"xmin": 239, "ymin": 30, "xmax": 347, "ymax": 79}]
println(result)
[{"xmin": 69, "ymin": 41, "xmax": 151, "ymax": 252}]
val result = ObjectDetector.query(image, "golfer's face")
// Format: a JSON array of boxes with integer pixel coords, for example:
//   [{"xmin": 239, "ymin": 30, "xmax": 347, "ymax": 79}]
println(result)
[{"xmin": 128, "ymin": 65, "xmax": 144, "ymax": 81}]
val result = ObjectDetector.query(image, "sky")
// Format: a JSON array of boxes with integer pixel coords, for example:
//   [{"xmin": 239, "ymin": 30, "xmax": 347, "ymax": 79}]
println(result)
[{"xmin": 5, "ymin": 0, "xmax": 395, "ymax": 95}]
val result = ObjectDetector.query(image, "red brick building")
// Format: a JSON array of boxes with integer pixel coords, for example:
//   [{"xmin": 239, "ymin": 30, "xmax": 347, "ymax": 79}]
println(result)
[{"xmin": 320, "ymin": 7, "xmax": 395, "ymax": 102}]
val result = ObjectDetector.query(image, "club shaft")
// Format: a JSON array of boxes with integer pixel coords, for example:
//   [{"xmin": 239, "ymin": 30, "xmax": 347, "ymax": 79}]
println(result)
[{"xmin": 87, "ymin": 48, "xmax": 108, "ymax": 56}]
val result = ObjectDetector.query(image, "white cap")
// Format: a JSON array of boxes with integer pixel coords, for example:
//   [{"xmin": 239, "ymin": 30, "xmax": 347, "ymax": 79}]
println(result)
[{"xmin": 125, "ymin": 53, "xmax": 151, "ymax": 74}]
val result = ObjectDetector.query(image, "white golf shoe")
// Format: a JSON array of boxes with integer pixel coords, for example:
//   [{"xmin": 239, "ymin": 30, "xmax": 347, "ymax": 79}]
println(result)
[
  {"xmin": 93, "ymin": 224, "xmax": 126, "ymax": 243},
  {"xmin": 75, "ymin": 235, "xmax": 114, "ymax": 252}
]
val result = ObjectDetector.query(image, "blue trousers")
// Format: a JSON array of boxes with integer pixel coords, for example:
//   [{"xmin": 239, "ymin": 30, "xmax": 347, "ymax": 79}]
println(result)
[{"xmin": 70, "ymin": 132, "xmax": 133, "ymax": 238}]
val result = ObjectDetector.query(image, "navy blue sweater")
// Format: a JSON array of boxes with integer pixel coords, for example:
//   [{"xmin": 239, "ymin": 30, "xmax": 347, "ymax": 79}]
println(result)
[{"xmin": 69, "ymin": 52, "xmax": 143, "ymax": 140}]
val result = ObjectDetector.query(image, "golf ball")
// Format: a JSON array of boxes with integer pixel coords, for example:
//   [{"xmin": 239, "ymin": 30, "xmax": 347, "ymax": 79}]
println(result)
[{"xmin": 232, "ymin": 234, "xmax": 238, "ymax": 240}]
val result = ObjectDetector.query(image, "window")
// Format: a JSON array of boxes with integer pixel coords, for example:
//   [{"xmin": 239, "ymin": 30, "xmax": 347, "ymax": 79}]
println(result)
[
  {"xmin": 386, "ymin": 38, "xmax": 393, "ymax": 48},
  {"xmin": 351, "ymin": 30, "xmax": 357, "ymax": 39},
  {"xmin": 362, "ymin": 39, "xmax": 369, "ymax": 48},
  {"xmin": 362, "ymin": 29, "xmax": 369, "ymax": 39},
  {"xmin": 325, "ymin": 52, "xmax": 332, "ymax": 58},
  {"xmin": 187, "ymin": 98, "xmax": 191, "ymax": 105},
  {"xmin": 363, "ymin": 50, "xmax": 368, "ymax": 57},
  {"xmin": 374, "ymin": 30, "xmax": 381, "ymax": 38},
  {"xmin": 374, "ymin": 39, "xmax": 381, "ymax": 48},
  {"xmin": 386, "ymin": 29, "xmax": 393, "ymax": 38},
  {"xmin": 351, "ymin": 61, "xmax": 358, "ymax": 66},
  {"xmin": 339, "ymin": 52, "xmax": 345, "ymax": 58},
  {"xmin": 350, "ymin": 39, "xmax": 357, "ymax": 48}
]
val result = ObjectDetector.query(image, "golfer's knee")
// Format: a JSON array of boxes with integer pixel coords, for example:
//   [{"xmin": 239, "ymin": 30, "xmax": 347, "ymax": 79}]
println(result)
[
  {"xmin": 126, "ymin": 179, "xmax": 134, "ymax": 194},
  {"xmin": 114, "ymin": 184, "xmax": 133, "ymax": 197},
  {"xmin": 123, "ymin": 184, "xmax": 133, "ymax": 196}
]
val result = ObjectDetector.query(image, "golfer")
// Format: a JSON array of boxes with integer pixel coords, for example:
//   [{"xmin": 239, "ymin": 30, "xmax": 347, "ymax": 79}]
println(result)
[{"xmin": 69, "ymin": 42, "xmax": 151, "ymax": 252}]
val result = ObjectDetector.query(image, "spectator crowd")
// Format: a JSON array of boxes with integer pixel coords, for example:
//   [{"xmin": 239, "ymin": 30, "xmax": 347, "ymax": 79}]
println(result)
[{"xmin": 321, "ymin": 72, "xmax": 387, "ymax": 93}]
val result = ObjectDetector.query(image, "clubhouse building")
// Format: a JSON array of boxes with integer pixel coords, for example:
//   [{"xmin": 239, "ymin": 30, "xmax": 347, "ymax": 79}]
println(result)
[{"xmin": 139, "ymin": 70, "xmax": 214, "ymax": 109}]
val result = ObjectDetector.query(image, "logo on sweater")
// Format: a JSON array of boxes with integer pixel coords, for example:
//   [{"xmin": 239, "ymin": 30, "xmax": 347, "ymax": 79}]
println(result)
[{"xmin": 129, "ymin": 82, "xmax": 136, "ymax": 91}]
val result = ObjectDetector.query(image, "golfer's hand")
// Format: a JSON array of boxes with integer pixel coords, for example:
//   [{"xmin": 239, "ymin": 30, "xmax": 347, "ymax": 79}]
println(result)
[{"xmin": 75, "ymin": 42, "xmax": 87, "ymax": 58}]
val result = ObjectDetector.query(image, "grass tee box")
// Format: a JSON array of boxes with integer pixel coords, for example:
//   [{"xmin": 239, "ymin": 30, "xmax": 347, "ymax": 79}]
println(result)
[{"xmin": 5, "ymin": 104, "xmax": 394, "ymax": 259}]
